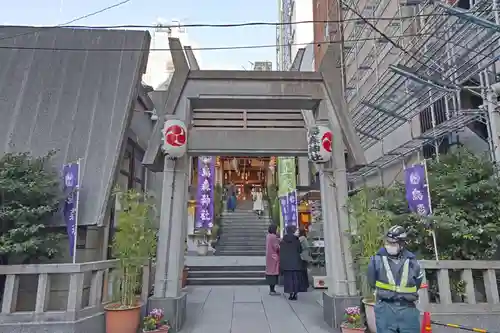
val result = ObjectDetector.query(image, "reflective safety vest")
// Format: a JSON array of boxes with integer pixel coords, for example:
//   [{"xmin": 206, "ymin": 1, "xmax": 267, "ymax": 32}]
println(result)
[{"xmin": 375, "ymin": 256, "xmax": 417, "ymax": 293}]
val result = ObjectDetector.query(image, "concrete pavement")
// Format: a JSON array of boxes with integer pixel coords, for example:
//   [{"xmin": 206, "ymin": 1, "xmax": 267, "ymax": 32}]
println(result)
[{"xmin": 179, "ymin": 285, "xmax": 339, "ymax": 333}]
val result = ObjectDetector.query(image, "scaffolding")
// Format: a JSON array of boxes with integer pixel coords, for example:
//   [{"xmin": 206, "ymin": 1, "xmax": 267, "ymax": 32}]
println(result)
[{"xmin": 342, "ymin": 0, "xmax": 500, "ymax": 183}]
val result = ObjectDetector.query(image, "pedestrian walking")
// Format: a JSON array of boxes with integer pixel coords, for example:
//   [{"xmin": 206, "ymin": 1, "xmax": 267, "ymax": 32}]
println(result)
[
  {"xmin": 367, "ymin": 225, "xmax": 424, "ymax": 333},
  {"xmin": 297, "ymin": 228, "xmax": 312, "ymax": 292},
  {"xmin": 252, "ymin": 187, "xmax": 264, "ymax": 217},
  {"xmin": 279, "ymin": 225, "xmax": 303, "ymax": 300},
  {"xmin": 265, "ymin": 224, "xmax": 280, "ymax": 295},
  {"xmin": 226, "ymin": 182, "xmax": 237, "ymax": 212}
]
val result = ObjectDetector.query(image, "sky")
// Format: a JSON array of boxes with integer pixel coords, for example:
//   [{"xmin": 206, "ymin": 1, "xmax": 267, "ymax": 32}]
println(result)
[{"xmin": 1, "ymin": 0, "xmax": 277, "ymax": 70}]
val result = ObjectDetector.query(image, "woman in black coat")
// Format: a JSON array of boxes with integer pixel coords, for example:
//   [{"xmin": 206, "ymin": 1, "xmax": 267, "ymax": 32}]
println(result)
[{"xmin": 279, "ymin": 225, "xmax": 303, "ymax": 300}]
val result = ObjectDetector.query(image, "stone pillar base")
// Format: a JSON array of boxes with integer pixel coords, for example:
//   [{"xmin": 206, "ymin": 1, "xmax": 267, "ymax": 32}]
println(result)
[
  {"xmin": 148, "ymin": 293, "xmax": 187, "ymax": 332},
  {"xmin": 322, "ymin": 292, "xmax": 361, "ymax": 329}
]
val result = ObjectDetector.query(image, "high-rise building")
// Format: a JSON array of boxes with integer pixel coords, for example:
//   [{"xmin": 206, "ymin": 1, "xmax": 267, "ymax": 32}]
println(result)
[
  {"xmin": 277, "ymin": 0, "xmax": 315, "ymax": 71},
  {"xmin": 143, "ymin": 19, "xmax": 201, "ymax": 89},
  {"xmin": 310, "ymin": 0, "xmax": 498, "ymax": 189},
  {"xmin": 276, "ymin": 0, "xmax": 294, "ymax": 70}
]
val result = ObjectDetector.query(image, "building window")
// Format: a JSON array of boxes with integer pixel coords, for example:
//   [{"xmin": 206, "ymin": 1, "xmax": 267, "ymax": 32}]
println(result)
[{"xmin": 118, "ymin": 138, "xmax": 145, "ymax": 192}]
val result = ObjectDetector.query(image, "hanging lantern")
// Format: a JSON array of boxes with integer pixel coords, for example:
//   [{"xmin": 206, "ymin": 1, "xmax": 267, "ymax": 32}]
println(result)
[
  {"xmin": 307, "ymin": 125, "xmax": 332, "ymax": 164},
  {"xmin": 161, "ymin": 119, "xmax": 187, "ymax": 158},
  {"xmin": 269, "ymin": 156, "xmax": 276, "ymax": 171}
]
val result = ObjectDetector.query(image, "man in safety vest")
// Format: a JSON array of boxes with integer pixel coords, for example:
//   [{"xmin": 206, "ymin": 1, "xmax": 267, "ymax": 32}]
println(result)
[{"xmin": 367, "ymin": 225, "xmax": 424, "ymax": 333}]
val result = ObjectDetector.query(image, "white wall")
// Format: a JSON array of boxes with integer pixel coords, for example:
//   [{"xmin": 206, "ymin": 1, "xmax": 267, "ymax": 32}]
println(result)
[
  {"xmin": 291, "ymin": 0, "xmax": 314, "ymax": 58},
  {"xmin": 143, "ymin": 19, "xmax": 202, "ymax": 89}
]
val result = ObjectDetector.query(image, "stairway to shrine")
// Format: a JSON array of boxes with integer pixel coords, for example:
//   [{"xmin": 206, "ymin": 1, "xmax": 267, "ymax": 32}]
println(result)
[{"xmin": 215, "ymin": 208, "xmax": 270, "ymax": 256}]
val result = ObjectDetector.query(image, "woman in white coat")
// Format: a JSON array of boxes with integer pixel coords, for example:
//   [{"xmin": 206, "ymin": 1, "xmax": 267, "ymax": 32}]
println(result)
[{"xmin": 252, "ymin": 188, "xmax": 264, "ymax": 217}]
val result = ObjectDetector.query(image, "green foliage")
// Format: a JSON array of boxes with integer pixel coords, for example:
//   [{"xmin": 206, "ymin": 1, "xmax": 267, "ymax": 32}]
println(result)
[
  {"xmin": 350, "ymin": 148, "xmax": 500, "ymax": 261},
  {"xmin": 0, "ymin": 151, "xmax": 63, "ymax": 264},
  {"xmin": 110, "ymin": 189, "xmax": 157, "ymax": 308},
  {"xmin": 214, "ymin": 184, "xmax": 223, "ymax": 226},
  {"xmin": 348, "ymin": 187, "xmax": 392, "ymax": 298}
]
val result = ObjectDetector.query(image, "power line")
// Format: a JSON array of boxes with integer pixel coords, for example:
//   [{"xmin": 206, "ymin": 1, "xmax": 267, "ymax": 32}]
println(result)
[
  {"xmin": 0, "ymin": 12, "xmax": 493, "ymax": 32},
  {"xmin": 0, "ymin": 0, "xmax": 131, "ymax": 42},
  {"xmin": 0, "ymin": 31, "xmax": 444, "ymax": 52}
]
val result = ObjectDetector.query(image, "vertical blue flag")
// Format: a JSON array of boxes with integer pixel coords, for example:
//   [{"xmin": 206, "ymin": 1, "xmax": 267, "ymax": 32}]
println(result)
[
  {"xmin": 404, "ymin": 164, "xmax": 431, "ymax": 216},
  {"xmin": 287, "ymin": 191, "xmax": 298, "ymax": 227},
  {"xmin": 62, "ymin": 163, "xmax": 79, "ymax": 257}
]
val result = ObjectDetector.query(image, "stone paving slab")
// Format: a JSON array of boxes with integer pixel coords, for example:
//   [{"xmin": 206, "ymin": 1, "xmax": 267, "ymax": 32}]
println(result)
[
  {"xmin": 185, "ymin": 256, "xmax": 265, "ymax": 267},
  {"xmin": 180, "ymin": 286, "xmax": 340, "ymax": 333}
]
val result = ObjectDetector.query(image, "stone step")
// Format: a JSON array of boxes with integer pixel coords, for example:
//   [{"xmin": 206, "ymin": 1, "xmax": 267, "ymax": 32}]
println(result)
[
  {"xmin": 219, "ymin": 236, "xmax": 266, "ymax": 241},
  {"xmin": 221, "ymin": 220, "xmax": 271, "ymax": 224},
  {"xmin": 187, "ymin": 277, "xmax": 266, "ymax": 286},
  {"xmin": 221, "ymin": 217, "xmax": 271, "ymax": 221},
  {"xmin": 222, "ymin": 227, "xmax": 270, "ymax": 230},
  {"xmin": 218, "ymin": 240, "xmax": 266, "ymax": 245},
  {"xmin": 215, "ymin": 250, "xmax": 265, "ymax": 256},
  {"xmin": 221, "ymin": 218, "xmax": 266, "ymax": 221},
  {"xmin": 221, "ymin": 220, "xmax": 271, "ymax": 223},
  {"xmin": 221, "ymin": 229, "xmax": 269, "ymax": 233},
  {"xmin": 221, "ymin": 226, "xmax": 269, "ymax": 231},
  {"xmin": 218, "ymin": 235, "xmax": 266, "ymax": 240},
  {"xmin": 221, "ymin": 215, "xmax": 271, "ymax": 218},
  {"xmin": 217, "ymin": 246, "xmax": 265, "ymax": 251},
  {"xmin": 221, "ymin": 215, "xmax": 270, "ymax": 219},
  {"xmin": 188, "ymin": 270, "xmax": 265, "ymax": 279},
  {"xmin": 187, "ymin": 265, "xmax": 265, "ymax": 272}
]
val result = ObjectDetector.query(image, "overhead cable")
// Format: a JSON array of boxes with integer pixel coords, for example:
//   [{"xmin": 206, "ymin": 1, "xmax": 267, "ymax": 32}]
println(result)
[
  {"xmin": 2, "ymin": 10, "xmax": 499, "ymax": 34},
  {"xmin": 0, "ymin": 31, "xmax": 450, "ymax": 52},
  {"xmin": 0, "ymin": 0, "xmax": 132, "ymax": 42}
]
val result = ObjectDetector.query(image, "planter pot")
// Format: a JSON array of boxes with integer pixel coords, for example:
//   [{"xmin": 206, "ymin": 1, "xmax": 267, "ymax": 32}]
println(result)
[
  {"xmin": 362, "ymin": 299, "xmax": 376, "ymax": 333},
  {"xmin": 341, "ymin": 325, "xmax": 366, "ymax": 333},
  {"xmin": 182, "ymin": 266, "xmax": 189, "ymax": 288},
  {"xmin": 104, "ymin": 303, "xmax": 142, "ymax": 333},
  {"xmin": 143, "ymin": 325, "xmax": 170, "ymax": 333},
  {"xmin": 197, "ymin": 243, "xmax": 209, "ymax": 256}
]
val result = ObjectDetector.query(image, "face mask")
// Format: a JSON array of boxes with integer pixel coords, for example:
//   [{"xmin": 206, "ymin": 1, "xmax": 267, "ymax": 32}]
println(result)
[
  {"xmin": 385, "ymin": 244, "xmax": 400, "ymax": 256},
  {"xmin": 294, "ymin": 231, "xmax": 299, "ymax": 237}
]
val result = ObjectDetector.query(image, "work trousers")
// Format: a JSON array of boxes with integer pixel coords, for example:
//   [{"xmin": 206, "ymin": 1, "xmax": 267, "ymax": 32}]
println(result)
[{"xmin": 374, "ymin": 301, "xmax": 420, "ymax": 333}]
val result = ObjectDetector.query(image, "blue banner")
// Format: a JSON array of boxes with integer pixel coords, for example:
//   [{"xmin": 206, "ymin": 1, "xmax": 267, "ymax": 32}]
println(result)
[
  {"xmin": 288, "ymin": 191, "xmax": 298, "ymax": 225},
  {"xmin": 404, "ymin": 164, "xmax": 431, "ymax": 216},
  {"xmin": 62, "ymin": 162, "xmax": 80, "ymax": 258},
  {"xmin": 279, "ymin": 191, "xmax": 298, "ymax": 227}
]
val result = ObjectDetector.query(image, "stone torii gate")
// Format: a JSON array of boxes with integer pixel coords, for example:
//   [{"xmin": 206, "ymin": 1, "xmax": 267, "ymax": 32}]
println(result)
[{"xmin": 142, "ymin": 38, "xmax": 367, "ymax": 331}]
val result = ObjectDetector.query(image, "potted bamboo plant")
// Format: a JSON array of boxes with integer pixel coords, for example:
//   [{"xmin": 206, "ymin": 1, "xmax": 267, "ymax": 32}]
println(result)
[
  {"xmin": 104, "ymin": 189, "xmax": 157, "ymax": 333},
  {"xmin": 348, "ymin": 187, "xmax": 391, "ymax": 333}
]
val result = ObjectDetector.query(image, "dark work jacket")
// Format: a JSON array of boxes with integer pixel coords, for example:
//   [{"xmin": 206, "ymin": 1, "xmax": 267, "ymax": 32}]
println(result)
[
  {"xmin": 367, "ymin": 247, "xmax": 423, "ymax": 303},
  {"xmin": 279, "ymin": 234, "xmax": 303, "ymax": 272}
]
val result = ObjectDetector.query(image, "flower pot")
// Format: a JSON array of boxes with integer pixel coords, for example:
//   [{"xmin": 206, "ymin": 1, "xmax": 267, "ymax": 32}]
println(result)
[
  {"xmin": 197, "ymin": 243, "xmax": 208, "ymax": 256},
  {"xmin": 143, "ymin": 325, "xmax": 170, "ymax": 333},
  {"xmin": 104, "ymin": 302, "xmax": 142, "ymax": 333},
  {"xmin": 362, "ymin": 299, "xmax": 376, "ymax": 333},
  {"xmin": 341, "ymin": 325, "xmax": 366, "ymax": 333},
  {"xmin": 182, "ymin": 266, "xmax": 189, "ymax": 288}
]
